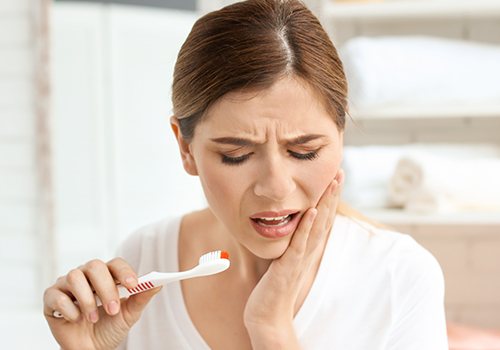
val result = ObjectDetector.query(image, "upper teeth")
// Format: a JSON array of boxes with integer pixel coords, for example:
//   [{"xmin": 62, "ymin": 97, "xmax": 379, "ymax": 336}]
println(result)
[{"xmin": 258, "ymin": 215, "xmax": 289, "ymax": 221}]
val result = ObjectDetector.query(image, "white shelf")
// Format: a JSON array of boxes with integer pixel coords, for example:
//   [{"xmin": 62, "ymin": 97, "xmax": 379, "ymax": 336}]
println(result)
[
  {"xmin": 319, "ymin": 1, "xmax": 500, "ymax": 229},
  {"xmin": 365, "ymin": 208, "xmax": 500, "ymax": 226},
  {"xmin": 349, "ymin": 103, "xmax": 500, "ymax": 120},
  {"xmin": 324, "ymin": 1, "xmax": 500, "ymax": 20}
]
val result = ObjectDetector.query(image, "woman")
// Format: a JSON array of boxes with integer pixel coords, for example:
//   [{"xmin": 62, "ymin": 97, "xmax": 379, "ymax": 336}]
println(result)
[{"xmin": 43, "ymin": 0, "xmax": 448, "ymax": 349}]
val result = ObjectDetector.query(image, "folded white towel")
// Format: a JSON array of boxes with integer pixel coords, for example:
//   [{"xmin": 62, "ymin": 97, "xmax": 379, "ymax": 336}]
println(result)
[
  {"xmin": 343, "ymin": 146, "xmax": 407, "ymax": 208},
  {"xmin": 389, "ymin": 154, "xmax": 500, "ymax": 213},
  {"xmin": 340, "ymin": 36, "xmax": 500, "ymax": 108},
  {"xmin": 343, "ymin": 144, "xmax": 500, "ymax": 209},
  {"xmin": 389, "ymin": 155, "xmax": 450, "ymax": 208}
]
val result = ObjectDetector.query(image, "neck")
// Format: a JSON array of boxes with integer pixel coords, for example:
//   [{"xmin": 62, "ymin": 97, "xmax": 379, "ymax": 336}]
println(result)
[
  {"xmin": 205, "ymin": 208, "xmax": 273, "ymax": 283},
  {"xmin": 229, "ymin": 240, "xmax": 272, "ymax": 283}
]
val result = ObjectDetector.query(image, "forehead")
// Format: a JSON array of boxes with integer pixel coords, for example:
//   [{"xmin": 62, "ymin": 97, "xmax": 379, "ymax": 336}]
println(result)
[{"xmin": 199, "ymin": 76, "xmax": 337, "ymax": 136}]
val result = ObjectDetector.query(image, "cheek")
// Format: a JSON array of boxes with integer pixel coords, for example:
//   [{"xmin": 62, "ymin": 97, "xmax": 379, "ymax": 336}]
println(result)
[
  {"xmin": 197, "ymin": 158, "xmax": 246, "ymax": 216},
  {"xmin": 298, "ymin": 150, "xmax": 342, "ymax": 204}
]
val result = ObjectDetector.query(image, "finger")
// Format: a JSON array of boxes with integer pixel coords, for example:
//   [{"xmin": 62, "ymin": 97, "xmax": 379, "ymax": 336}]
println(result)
[
  {"xmin": 318, "ymin": 168, "xmax": 344, "ymax": 222},
  {"xmin": 334, "ymin": 168, "xmax": 345, "ymax": 197},
  {"xmin": 64, "ymin": 268, "xmax": 100, "ymax": 323},
  {"xmin": 320, "ymin": 177, "xmax": 341, "ymax": 232},
  {"xmin": 82, "ymin": 259, "xmax": 121, "ymax": 317},
  {"xmin": 282, "ymin": 208, "xmax": 317, "ymax": 261},
  {"xmin": 313, "ymin": 179, "xmax": 338, "ymax": 230},
  {"xmin": 44, "ymin": 287, "xmax": 81, "ymax": 322},
  {"xmin": 305, "ymin": 172, "xmax": 343, "ymax": 255},
  {"xmin": 107, "ymin": 257, "xmax": 138, "ymax": 289},
  {"xmin": 121, "ymin": 286, "xmax": 162, "ymax": 327},
  {"xmin": 283, "ymin": 167, "xmax": 342, "ymax": 247}
]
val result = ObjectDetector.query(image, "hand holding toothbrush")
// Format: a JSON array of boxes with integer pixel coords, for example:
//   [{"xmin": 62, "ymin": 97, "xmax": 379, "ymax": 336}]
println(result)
[
  {"xmin": 43, "ymin": 257, "xmax": 157, "ymax": 350},
  {"xmin": 243, "ymin": 170, "xmax": 343, "ymax": 349},
  {"xmin": 43, "ymin": 251, "xmax": 229, "ymax": 350}
]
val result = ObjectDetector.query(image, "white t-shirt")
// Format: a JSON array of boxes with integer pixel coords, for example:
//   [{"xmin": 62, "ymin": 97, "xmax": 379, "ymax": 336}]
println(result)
[{"xmin": 117, "ymin": 214, "xmax": 448, "ymax": 349}]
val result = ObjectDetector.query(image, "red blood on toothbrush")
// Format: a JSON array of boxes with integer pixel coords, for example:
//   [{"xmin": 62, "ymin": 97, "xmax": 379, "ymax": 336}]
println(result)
[{"xmin": 220, "ymin": 251, "xmax": 229, "ymax": 259}]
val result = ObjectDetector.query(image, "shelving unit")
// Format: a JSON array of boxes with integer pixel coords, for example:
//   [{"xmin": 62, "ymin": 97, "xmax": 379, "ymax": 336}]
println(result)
[
  {"xmin": 350, "ymin": 103, "xmax": 500, "ymax": 121},
  {"xmin": 367, "ymin": 209, "xmax": 500, "ymax": 227},
  {"xmin": 323, "ymin": 1, "xmax": 500, "ymax": 20},
  {"xmin": 312, "ymin": 0, "xmax": 500, "ymax": 226}
]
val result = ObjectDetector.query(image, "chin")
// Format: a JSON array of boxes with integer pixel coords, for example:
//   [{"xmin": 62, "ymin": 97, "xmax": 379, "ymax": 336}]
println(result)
[{"xmin": 246, "ymin": 239, "xmax": 291, "ymax": 260}]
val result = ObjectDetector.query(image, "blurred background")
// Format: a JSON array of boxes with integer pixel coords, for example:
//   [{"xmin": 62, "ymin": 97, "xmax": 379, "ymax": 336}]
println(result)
[{"xmin": 1, "ymin": 0, "xmax": 499, "ymax": 348}]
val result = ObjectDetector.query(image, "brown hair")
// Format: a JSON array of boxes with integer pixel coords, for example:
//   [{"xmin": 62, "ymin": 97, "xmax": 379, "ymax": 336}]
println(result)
[{"xmin": 172, "ymin": 0, "xmax": 348, "ymax": 141}]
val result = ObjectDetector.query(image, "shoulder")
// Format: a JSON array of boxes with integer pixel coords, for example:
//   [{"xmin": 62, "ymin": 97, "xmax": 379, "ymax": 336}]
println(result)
[
  {"xmin": 335, "ymin": 215, "xmax": 447, "ymax": 343},
  {"xmin": 341, "ymin": 219, "xmax": 449, "ymax": 348},
  {"xmin": 339, "ymin": 215, "xmax": 438, "ymax": 262},
  {"xmin": 336, "ymin": 215, "xmax": 444, "ymax": 291}
]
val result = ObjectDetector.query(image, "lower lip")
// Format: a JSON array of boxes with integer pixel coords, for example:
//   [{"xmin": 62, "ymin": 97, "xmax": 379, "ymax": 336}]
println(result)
[{"xmin": 250, "ymin": 213, "xmax": 301, "ymax": 239}]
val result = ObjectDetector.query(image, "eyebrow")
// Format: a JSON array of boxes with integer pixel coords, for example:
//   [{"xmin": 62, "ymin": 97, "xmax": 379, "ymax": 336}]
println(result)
[{"xmin": 210, "ymin": 134, "xmax": 326, "ymax": 146}]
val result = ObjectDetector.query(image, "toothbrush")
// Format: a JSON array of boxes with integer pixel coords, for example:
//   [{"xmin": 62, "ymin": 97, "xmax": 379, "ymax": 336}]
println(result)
[{"xmin": 53, "ymin": 250, "xmax": 230, "ymax": 318}]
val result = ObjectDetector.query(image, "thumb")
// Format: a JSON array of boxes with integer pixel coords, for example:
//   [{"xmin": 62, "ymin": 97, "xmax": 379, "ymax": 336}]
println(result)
[{"xmin": 121, "ymin": 286, "xmax": 162, "ymax": 326}]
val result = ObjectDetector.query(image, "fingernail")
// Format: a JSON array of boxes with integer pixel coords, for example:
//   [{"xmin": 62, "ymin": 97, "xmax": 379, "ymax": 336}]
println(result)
[
  {"xmin": 89, "ymin": 310, "xmax": 99, "ymax": 323},
  {"xmin": 330, "ymin": 181, "xmax": 337, "ymax": 194},
  {"xmin": 309, "ymin": 208, "xmax": 318, "ymax": 221},
  {"xmin": 125, "ymin": 276, "xmax": 136, "ymax": 286},
  {"xmin": 108, "ymin": 300, "xmax": 119, "ymax": 315}
]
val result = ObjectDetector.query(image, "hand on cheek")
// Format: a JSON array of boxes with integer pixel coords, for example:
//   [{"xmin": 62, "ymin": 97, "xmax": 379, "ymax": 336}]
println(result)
[{"xmin": 243, "ymin": 168, "xmax": 344, "ymax": 344}]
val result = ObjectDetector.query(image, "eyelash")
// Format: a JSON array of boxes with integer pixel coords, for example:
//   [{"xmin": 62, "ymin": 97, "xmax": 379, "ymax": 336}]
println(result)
[{"xmin": 221, "ymin": 150, "xmax": 319, "ymax": 166}]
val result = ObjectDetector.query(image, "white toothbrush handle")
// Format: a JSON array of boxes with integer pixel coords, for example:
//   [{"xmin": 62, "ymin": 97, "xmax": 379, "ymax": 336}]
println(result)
[{"xmin": 52, "ymin": 256, "xmax": 229, "ymax": 318}]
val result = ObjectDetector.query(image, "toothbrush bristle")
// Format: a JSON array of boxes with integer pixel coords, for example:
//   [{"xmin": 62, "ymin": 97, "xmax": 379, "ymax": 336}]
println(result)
[{"xmin": 199, "ymin": 250, "xmax": 230, "ymax": 264}]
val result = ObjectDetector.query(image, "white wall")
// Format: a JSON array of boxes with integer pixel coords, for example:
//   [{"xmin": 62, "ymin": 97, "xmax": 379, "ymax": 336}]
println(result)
[
  {"xmin": 51, "ymin": 3, "xmax": 204, "ymax": 276},
  {"xmin": 0, "ymin": 0, "xmax": 59, "ymax": 348},
  {"xmin": 0, "ymin": 0, "xmax": 39, "ymax": 311},
  {"xmin": 2, "ymin": 2, "xmax": 204, "ymax": 348}
]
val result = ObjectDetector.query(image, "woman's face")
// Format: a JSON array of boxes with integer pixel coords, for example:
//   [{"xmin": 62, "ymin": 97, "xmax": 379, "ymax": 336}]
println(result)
[{"xmin": 187, "ymin": 77, "xmax": 343, "ymax": 259}]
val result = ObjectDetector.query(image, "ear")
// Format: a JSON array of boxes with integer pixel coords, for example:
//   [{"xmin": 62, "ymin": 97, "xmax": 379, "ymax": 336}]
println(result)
[
  {"xmin": 339, "ymin": 131, "xmax": 344, "ymax": 162},
  {"xmin": 336, "ymin": 131, "xmax": 344, "ymax": 183},
  {"xmin": 170, "ymin": 116, "xmax": 198, "ymax": 176}
]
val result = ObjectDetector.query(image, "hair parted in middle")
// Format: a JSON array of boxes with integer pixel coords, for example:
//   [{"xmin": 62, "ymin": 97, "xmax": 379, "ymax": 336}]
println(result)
[{"xmin": 172, "ymin": 0, "xmax": 348, "ymax": 141}]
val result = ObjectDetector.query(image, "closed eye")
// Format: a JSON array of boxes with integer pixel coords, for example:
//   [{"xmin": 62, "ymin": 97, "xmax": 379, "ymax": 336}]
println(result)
[
  {"xmin": 221, "ymin": 153, "xmax": 253, "ymax": 165},
  {"xmin": 288, "ymin": 150, "xmax": 319, "ymax": 161},
  {"xmin": 221, "ymin": 149, "xmax": 321, "ymax": 166}
]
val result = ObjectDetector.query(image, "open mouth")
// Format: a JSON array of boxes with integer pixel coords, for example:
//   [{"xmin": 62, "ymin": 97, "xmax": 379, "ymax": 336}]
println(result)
[
  {"xmin": 250, "ymin": 212, "xmax": 300, "ymax": 227},
  {"xmin": 249, "ymin": 210, "xmax": 302, "ymax": 239}
]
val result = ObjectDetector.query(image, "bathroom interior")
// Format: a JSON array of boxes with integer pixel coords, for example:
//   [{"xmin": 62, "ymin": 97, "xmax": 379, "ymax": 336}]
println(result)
[{"xmin": 1, "ymin": 0, "xmax": 500, "ymax": 348}]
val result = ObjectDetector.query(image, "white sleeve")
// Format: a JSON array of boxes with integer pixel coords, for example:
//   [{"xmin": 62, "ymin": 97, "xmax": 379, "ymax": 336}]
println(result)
[{"xmin": 386, "ymin": 236, "xmax": 449, "ymax": 350}]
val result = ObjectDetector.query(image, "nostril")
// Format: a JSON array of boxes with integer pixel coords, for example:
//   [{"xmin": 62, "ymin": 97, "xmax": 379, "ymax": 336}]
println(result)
[{"xmin": 253, "ymin": 176, "xmax": 296, "ymax": 201}]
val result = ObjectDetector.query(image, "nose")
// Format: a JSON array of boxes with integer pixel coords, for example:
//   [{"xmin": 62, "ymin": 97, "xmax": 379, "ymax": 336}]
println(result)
[{"xmin": 253, "ymin": 157, "xmax": 296, "ymax": 202}]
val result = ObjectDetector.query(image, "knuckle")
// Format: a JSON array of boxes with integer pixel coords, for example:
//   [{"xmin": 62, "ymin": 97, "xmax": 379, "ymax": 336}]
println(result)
[
  {"xmin": 108, "ymin": 257, "xmax": 125, "ymax": 265},
  {"xmin": 78, "ymin": 295, "xmax": 96, "ymax": 310},
  {"xmin": 309, "ymin": 230, "xmax": 321, "ymax": 244},
  {"xmin": 109, "ymin": 258, "xmax": 130, "ymax": 272},
  {"xmin": 109, "ymin": 257, "xmax": 136, "ymax": 280},
  {"xmin": 118, "ymin": 266, "xmax": 135, "ymax": 279},
  {"xmin": 85, "ymin": 259, "xmax": 105, "ymax": 272},
  {"xmin": 42, "ymin": 287, "xmax": 54, "ymax": 302},
  {"xmin": 54, "ymin": 294, "xmax": 69, "ymax": 310},
  {"xmin": 288, "ymin": 244, "xmax": 305, "ymax": 260},
  {"xmin": 55, "ymin": 275, "xmax": 65, "ymax": 285},
  {"xmin": 66, "ymin": 269, "xmax": 83, "ymax": 285},
  {"xmin": 324, "ymin": 218, "xmax": 333, "ymax": 231}
]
